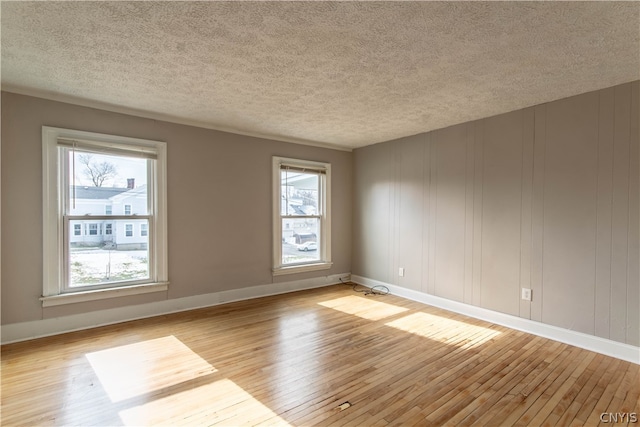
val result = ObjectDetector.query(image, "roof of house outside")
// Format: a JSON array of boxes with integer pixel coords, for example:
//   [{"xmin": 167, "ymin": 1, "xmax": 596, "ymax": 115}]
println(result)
[
  {"xmin": 109, "ymin": 185, "xmax": 147, "ymax": 202},
  {"xmin": 72, "ymin": 186, "xmax": 129, "ymax": 200}
]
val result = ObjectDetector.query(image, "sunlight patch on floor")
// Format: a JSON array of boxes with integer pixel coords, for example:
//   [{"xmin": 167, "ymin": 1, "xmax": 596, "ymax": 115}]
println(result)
[
  {"xmin": 385, "ymin": 312, "xmax": 501, "ymax": 347},
  {"xmin": 118, "ymin": 378, "xmax": 291, "ymax": 426},
  {"xmin": 86, "ymin": 335, "xmax": 216, "ymax": 402},
  {"xmin": 318, "ymin": 295, "xmax": 409, "ymax": 320}
]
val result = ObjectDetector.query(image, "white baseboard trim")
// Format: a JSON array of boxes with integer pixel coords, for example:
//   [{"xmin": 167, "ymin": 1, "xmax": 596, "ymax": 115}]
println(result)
[
  {"xmin": 1, "ymin": 273, "xmax": 351, "ymax": 345},
  {"xmin": 352, "ymin": 275, "xmax": 640, "ymax": 365}
]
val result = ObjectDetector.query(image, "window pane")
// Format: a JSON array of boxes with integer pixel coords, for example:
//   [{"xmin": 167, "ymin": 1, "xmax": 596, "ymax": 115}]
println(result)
[
  {"xmin": 68, "ymin": 150, "xmax": 148, "ymax": 216},
  {"xmin": 68, "ymin": 219, "xmax": 149, "ymax": 287},
  {"xmin": 280, "ymin": 170, "xmax": 319, "ymax": 216},
  {"xmin": 282, "ymin": 218, "xmax": 320, "ymax": 264}
]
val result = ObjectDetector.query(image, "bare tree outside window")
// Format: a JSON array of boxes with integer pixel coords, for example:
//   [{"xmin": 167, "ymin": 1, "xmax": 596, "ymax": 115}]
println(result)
[{"xmin": 78, "ymin": 154, "xmax": 118, "ymax": 187}]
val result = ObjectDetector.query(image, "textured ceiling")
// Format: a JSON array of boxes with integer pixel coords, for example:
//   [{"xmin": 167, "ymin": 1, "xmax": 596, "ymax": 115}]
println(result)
[{"xmin": 2, "ymin": 2, "xmax": 639, "ymax": 150}]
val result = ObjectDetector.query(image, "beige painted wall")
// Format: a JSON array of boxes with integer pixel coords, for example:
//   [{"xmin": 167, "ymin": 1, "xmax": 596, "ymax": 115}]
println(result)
[
  {"xmin": 1, "ymin": 92, "xmax": 352, "ymax": 324},
  {"xmin": 353, "ymin": 81, "xmax": 639, "ymax": 346}
]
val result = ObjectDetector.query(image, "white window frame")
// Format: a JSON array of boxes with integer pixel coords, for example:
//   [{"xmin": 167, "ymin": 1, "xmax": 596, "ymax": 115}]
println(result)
[
  {"xmin": 42, "ymin": 126, "xmax": 169, "ymax": 307},
  {"xmin": 125, "ymin": 223, "xmax": 134, "ymax": 237},
  {"xmin": 272, "ymin": 156, "xmax": 332, "ymax": 276}
]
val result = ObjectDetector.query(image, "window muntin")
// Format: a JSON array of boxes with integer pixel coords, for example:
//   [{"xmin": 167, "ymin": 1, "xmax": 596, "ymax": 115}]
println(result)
[
  {"xmin": 272, "ymin": 157, "xmax": 331, "ymax": 275},
  {"xmin": 42, "ymin": 126, "xmax": 168, "ymax": 302}
]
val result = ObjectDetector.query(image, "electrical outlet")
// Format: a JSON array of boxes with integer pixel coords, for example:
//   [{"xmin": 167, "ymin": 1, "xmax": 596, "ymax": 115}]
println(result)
[
  {"xmin": 398, "ymin": 267, "xmax": 405, "ymax": 277},
  {"xmin": 521, "ymin": 288, "xmax": 532, "ymax": 301}
]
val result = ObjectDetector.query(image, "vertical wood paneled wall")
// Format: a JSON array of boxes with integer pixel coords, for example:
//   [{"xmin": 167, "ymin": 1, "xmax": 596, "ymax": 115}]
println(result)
[{"xmin": 353, "ymin": 81, "xmax": 639, "ymax": 346}]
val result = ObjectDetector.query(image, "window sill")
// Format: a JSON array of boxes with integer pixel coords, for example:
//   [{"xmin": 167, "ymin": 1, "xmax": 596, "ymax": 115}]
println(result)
[
  {"xmin": 272, "ymin": 262, "xmax": 333, "ymax": 276},
  {"xmin": 40, "ymin": 282, "xmax": 169, "ymax": 307}
]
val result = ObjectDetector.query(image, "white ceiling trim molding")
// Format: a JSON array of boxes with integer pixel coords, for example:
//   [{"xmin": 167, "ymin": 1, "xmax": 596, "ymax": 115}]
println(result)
[{"xmin": 1, "ymin": 85, "xmax": 353, "ymax": 153}]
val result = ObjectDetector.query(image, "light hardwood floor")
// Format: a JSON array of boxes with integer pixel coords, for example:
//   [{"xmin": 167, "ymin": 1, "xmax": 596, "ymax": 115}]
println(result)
[{"xmin": 2, "ymin": 284, "xmax": 638, "ymax": 426}]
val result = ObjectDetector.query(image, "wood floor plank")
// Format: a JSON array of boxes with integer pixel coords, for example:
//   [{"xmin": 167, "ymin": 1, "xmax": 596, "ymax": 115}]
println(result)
[
  {"xmin": 283, "ymin": 322, "xmax": 511, "ymax": 425},
  {"xmin": 2, "ymin": 284, "xmax": 638, "ymax": 426},
  {"xmin": 556, "ymin": 354, "xmax": 612, "ymax": 426},
  {"xmin": 478, "ymin": 340, "xmax": 568, "ymax": 426},
  {"xmin": 600, "ymin": 362, "xmax": 640, "ymax": 426},
  {"xmin": 317, "ymin": 329, "xmax": 526, "ymax": 426},
  {"xmin": 431, "ymin": 337, "xmax": 547, "ymax": 425},
  {"xmin": 519, "ymin": 350, "xmax": 597, "ymax": 426},
  {"xmin": 583, "ymin": 359, "xmax": 635, "ymax": 426},
  {"xmin": 416, "ymin": 334, "xmax": 535, "ymax": 419},
  {"xmin": 569, "ymin": 357, "xmax": 621, "ymax": 427},
  {"xmin": 451, "ymin": 338, "xmax": 562, "ymax": 426},
  {"xmin": 539, "ymin": 352, "xmax": 603, "ymax": 426},
  {"xmin": 509, "ymin": 345, "xmax": 586, "ymax": 426}
]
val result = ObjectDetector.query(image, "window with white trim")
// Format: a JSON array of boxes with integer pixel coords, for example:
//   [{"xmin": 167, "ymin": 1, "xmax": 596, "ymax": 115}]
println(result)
[
  {"xmin": 272, "ymin": 156, "xmax": 331, "ymax": 275},
  {"xmin": 42, "ymin": 127, "xmax": 168, "ymax": 306},
  {"xmin": 88, "ymin": 223, "xmax": 98, "ymax": 235}
]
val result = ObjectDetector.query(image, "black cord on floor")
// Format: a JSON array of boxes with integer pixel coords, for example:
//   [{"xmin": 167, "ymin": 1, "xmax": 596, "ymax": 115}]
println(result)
[
  {"xmin": 339, "ymin": 278, "xmax": 389, "ymax": 296},
  {"xmin": 352, "ymin": 283, "xmax": 369, "ymax": 294},
  {"xmin": 365, "ymin": 285, "xmax": 390, "ymax": 296}
]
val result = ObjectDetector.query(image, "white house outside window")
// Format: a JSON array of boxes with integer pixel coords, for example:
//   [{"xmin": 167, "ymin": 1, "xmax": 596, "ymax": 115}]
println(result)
[
  {"xmin": 42, "ymin": 127, "xmax": 168, "ymax": 307},
  {"xmin": 272, "ymin": 156, "xmax": 331, "ymax": 275}
]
